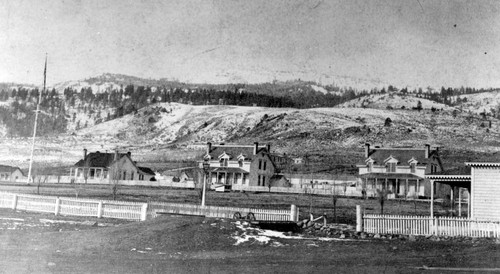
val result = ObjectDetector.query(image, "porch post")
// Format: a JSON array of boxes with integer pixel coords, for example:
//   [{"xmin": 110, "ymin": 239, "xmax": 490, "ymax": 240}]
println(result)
[
  {"xmin": 430, "ymin": 180, "xmax": 434, "ymax": 218},
  {"xmin": 458, "ymin": 187, "xmax": 462, "ymax": 217},
  {"xmin": 416, "ymin": 179, "xmax": 419, "ymax": 196},
  {"xmin": 405, "ymin": 179, "xmax": 409, "ymax": 199},
  {"xmin": 450, "ymin": 187, "xmax": 454, "ymax": 212},
  {"xmin": 467, "ymin": 188, "xmax": 470, "ymax": 218},
  {"xmin": 384, "ymin": 178, "xmax": 388, "ymax": 190}
]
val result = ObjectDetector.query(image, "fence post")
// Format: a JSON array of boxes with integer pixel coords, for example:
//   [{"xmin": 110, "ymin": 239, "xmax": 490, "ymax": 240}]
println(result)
[
  {"xmin": 356, "ymin": 205, "xmax": 363, "ymax": 232},
  {"xmin": 97, "ymin": 201, "xmax": 103, "ymax": 218},
  {"xmin": 290, "ymin": 204, "xmax": 297, "ymax": 222},
  {"xmin": 11, "ymin": 194, "xmax": 18, "ymax": 210},
  {"xmin": 54, "ymin": 198, "xmax": 61, "ymax": 216},
  {"xmin": 140, "ymin": 203, "xmax": 148, "ymax": 221}
]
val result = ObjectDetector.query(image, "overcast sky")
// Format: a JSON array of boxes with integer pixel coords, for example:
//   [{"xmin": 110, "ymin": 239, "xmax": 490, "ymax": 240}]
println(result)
[{"xmin": 1, "ymin": 0, "xmax": 499, "ymax": 88}]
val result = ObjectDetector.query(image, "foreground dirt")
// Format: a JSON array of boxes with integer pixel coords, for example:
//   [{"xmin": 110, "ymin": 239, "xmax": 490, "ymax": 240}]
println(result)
[{"xmin": 0, "ymin": 209, "xmax": 499, "ymax": 274}]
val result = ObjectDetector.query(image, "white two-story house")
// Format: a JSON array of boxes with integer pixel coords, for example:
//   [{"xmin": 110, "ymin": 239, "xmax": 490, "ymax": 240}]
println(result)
[
  {"xmin": 357, "ymin": 143, "xmax": 448, "ymax": 198},
  {"xmin": 202, "ymin": 142, "xmax": 289, "ymax": 188}
]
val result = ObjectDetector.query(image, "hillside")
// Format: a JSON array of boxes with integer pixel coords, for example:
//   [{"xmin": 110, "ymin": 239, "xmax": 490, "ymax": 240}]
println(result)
[
  {"xmin": 336, "ymin": 93, "xmax": 455, "ymax": 111},
  {"xmin": 455, "ymin": 90, "xmax": 500, "ymax": 115}
]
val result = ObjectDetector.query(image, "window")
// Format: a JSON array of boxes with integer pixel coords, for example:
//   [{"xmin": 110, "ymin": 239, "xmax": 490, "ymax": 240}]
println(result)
[
  {"xmin": 263, "ymin": 161, "xmax": 267, "ymax": 170},
  {"xmin": 259, "ymin": 160, "xmax": 262, "ymax": 169},
  {"xmin": 122, "ymin": 171, "xmax": 127, "ymax": 180},
  {"xmin": 262, "ymin": 176, "xmax": 266, "ymax": 186},
  {"xmin": 258, "ymin": 175, "xmax": 261, "ymax": 186},
  {"xmin": 386, "ymin": 163, "xmax": 396, "ymax": 173},
  {"xmin": 238, "ymin": 160, "xmax": 243, "ymax": 167},
  {"xmin": 139, "ymin": 174, "xmax": 144, "ymax": 180},
  {"xmin": 220, "ymin": 158, "xmax": 228, "ymax": 167},
  {"xmin": 367, "ymin": 162, "xmax": 373, "ymax": 172},
  {"xmin": 410, "ymin": 163, "xmax": 416, "ymax": 173}
]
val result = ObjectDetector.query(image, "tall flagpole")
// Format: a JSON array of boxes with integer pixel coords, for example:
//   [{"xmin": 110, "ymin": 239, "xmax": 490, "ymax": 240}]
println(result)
[{"xmin": 27, "ymin": 54, "xmax": 47, "ymax": 184}]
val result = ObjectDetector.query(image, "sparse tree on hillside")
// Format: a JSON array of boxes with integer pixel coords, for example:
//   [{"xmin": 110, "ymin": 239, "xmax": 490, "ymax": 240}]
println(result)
[
  {"xmin": 384, "ymin": 117, "xmax": 392, "ymax": 127},
  {"xmin": 416, "ymin": 101, "xmax": 423, "ymax": 111}
]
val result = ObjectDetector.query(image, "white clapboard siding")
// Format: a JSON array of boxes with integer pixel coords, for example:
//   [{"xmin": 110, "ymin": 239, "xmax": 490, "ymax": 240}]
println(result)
[{"xmin": 472, "ymin": 167, "xmax": 500, "ymax": 222}]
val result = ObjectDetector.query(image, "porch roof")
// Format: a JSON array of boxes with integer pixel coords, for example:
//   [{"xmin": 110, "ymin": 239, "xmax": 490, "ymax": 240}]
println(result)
[
  {"xmin": 210, "ymin": 167, "xmax": 249, "ymax": 174},
  {"xmin": 359, "ymin": 173, "xmax": 423, "ymax": 180},
  {"xmin": 426, "ymin": 174, "xmax": 471, "ymax": 188}
]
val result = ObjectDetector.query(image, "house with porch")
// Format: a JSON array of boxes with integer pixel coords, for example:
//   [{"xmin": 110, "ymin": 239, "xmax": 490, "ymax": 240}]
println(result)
[
  {"xmin": 0, "ymin": 165, "xmax": 24, "ymax": 183},
  {"xmin": 202, "ymin": 142, "xmax": 287, "ymax": 188},
  {"xmin": 71, "ymin": 149, "xmax": 156, "ymax": 181},
  {"xmin": 357, "ymin": 143, "xmax": 448, "ymax": 198}
]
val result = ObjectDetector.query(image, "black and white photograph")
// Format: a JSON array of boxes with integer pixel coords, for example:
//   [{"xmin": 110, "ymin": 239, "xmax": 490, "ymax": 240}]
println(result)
[{"xmin": 0, "ymin": 0, "xmax": 500, "ymax": 273}]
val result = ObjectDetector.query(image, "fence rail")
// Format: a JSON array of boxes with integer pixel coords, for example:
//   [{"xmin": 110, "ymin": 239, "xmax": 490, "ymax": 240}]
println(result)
[
  {"xmin": 0, "ymin": 191, "xmax": 297, "ymax": 223},
  {"xmin": 0, "ymin": 192, "xmax": 146, "ymax": 221},
  {"xmin": 148, "ymin": 202, "xmax": 298, "ymax": 222},
  {"xmin": 363, "ymin": 214, "xmax": 500, "ymax": 238}
]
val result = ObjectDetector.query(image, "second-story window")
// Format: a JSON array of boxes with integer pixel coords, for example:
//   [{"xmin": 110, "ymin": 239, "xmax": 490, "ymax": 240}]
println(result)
[
  {"xmin": 220, "ymin": 158, "xmax": 228, "ymax": 167},
  {"xmin": 386, "ymin": 163, "xmax": 396, "ymax": 173},
  {"xmin": 259, "ymin": 160, "xmax": 262, "ymax": 169},
  {"xmin": 263, "ymin": 161, "xmax": 267, "ymax": 170},
  {"xmin": 238, "ymin": 160, "xmax": 243, "ymax": 167}
]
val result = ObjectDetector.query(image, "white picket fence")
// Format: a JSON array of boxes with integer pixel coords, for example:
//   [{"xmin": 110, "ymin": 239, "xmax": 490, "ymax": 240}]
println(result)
[
  {"xmin": 149, "ymin": 202, "xmax": 299, "ymax": 222},
  {"xmin": 363, "ymin": 214, "xmax": 500, "ymax": 238},
  {"xmin": 231, "ymin": 184, "xmax": 361, "ymax": 197},
  {"xmin": 0, "ymin": 192, "xmax": 147, "ymax": 221},
  {"xmin": 0, "ymin": 191, "xmax": 298, "ymax": 222}
]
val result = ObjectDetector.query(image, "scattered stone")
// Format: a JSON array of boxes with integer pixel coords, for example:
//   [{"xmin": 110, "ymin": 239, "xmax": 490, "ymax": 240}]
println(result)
[
  {"xmin": 408, "ymin": 235, "xmax": 416, "ymax": 242},
  {"xmin": 360, "ymin": 232, "xmax": 367, "ymax": 239},
  {"xmin": 340, "ymin": 234, "xmax": 346, "ymax": 239},
  {"xmin": 47, "ymin": 262, "xmax": 56, "ymax": 267}
]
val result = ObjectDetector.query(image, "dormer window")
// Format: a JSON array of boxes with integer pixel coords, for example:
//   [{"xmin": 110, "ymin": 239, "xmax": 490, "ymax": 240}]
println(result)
[
  {"xmin": 238, "ymin": 159, "xmax": 243, "ymax": 167},
  {"xmin": 410, "ymin": 163, "xmax": 416, "ymax": 173},
  {"xmin": 367, "ymin": 162, "xmax": 373, "ymax": 172},
  {"xmin": 386, "ymin": 162, "xmax": 396, "ymax": 173}
]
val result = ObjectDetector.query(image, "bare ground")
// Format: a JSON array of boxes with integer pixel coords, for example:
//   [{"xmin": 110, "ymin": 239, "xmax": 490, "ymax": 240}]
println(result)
[{"xmin": 0, "ymin": 209, "xmax": 499, "ymax": 274}]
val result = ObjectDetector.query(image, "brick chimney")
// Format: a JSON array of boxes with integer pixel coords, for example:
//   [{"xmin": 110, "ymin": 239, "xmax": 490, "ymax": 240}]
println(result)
[
  {"xmin": 127, "ymin": 151, "xmax": 131, "ymax": 157},
  {"xmin": 83, "ymin": 148, "xmax": 87, "ymax": 159},
  {"xmin": 266, "ymin": 144, "xmax": 271, "ymax": 153},
  {"xmin": 206, "ymin": 142, "xmax": 212, "ymax": 155},
  {"xmin": 425, "ymin": 144, "xmax": 430, "ymax": 158},
  {"xmin": 114, "ymin": 150, "xmax": 119, "ymax": 161},
  {"xmin": 254, "ymin": 142, "xmax": 259, "ymax": 155},
  {"xmin": 364, "ymin": 143, "xmax": 370, "ymax": 158}
]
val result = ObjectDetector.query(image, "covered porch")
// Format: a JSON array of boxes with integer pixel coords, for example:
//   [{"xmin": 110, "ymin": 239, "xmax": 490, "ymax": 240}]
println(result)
[
  {"xmin": 70, "ymin": 167, "xmax": 108, "ymax": 180},
  {"xmin": 208, "ymin": 167, "xmax": 249, "ymax": 186},
  {"xmin": 427, "ymin": 175, "xmax": 471, "ymax": 218},
  {"xmin": 360, "ymin": 173, "xmax": 424, "ymax": 198}
]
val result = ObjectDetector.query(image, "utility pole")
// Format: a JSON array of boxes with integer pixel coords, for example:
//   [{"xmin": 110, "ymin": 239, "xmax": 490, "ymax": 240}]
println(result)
[{"xmin": 27, "ymin": 54, "xmax": 47, "ymax": 184}]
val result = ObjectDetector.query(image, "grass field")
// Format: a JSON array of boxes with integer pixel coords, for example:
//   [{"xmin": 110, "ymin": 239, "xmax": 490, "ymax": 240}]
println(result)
[{"xmin": 0, "ymin": 183, "xmax": 452, "ymax": 224}]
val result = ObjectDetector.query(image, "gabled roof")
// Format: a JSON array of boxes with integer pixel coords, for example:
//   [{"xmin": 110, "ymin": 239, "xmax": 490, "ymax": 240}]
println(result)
[
  {"xmin": 207, "ymin": 145, "xmax": 268, "ymax": 161},
  {"xmin": 138, "ymin": 166, "xmax": 156, "ymax": 175},
  {"xmin": 74, "ymin": 152, "xmax": 128, "ymax": 168},
  {"xmin": 0, "ymin": 165, "xmax": 23, "ymax": 175},
  {"xmin": 360, "ymin": 147, "xmax": 438, "ymax": 166}
]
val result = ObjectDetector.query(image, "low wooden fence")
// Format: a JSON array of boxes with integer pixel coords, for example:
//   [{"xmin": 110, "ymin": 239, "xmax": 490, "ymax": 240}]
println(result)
[
  {"xmin": 149, "ymin": 202, "xmax": 299, "ymax": 222},
  {"xmin": 0, "ymin": 192, "xmax": 147, "ymax": 221},
  {"xmin": 363, "ymin": 214, "xmax": 500, "ymax": 238},
  {"xmin": 0, "ymin": 191, "xmax": 298, "ymax": 222},
  {"xmin": 231, "ymin": 184, "xmax": 362, "ymax": 197}
]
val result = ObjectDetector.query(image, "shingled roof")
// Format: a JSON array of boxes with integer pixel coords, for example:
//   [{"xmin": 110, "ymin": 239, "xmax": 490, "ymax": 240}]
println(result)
[
  {"xmin": 0, "ymin": 165, "xmax": 23, "ymax": 175},
  {"xmin": 360, "ymin": 147, "xmax": 439, "ymax": 166},
  {"xmin": 138, "ymin": 166, "xmax": 156, "ymax": 175},
  {"xmin": 206, "ymin": 144, "xmax": 269, "ymax": 161},
  {"xmin": 74, "ymin": 151, "xmax": 129, "ymax": 168}
]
